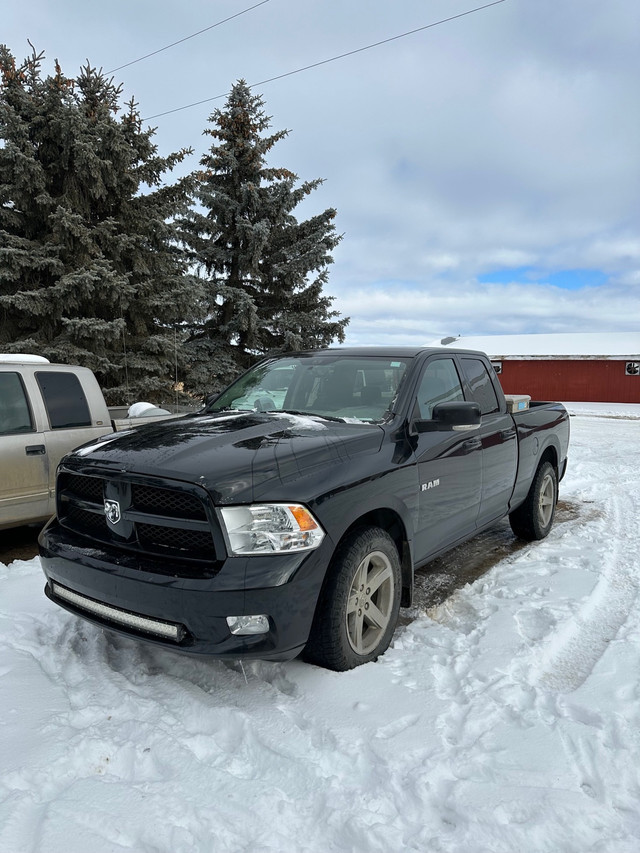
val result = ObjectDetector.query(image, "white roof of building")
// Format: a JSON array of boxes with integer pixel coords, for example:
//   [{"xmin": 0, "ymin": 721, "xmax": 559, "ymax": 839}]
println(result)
[{"xmin": 437, "ymin": 332, "xmax": 640, "ymax": 360}]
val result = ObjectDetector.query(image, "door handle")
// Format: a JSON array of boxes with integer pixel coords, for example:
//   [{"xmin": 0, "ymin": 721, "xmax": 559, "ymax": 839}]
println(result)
[
  {"xmin": 500, "ymin": 429, "xmax": 516, "ymax": 440},
  {"xmin": 25, "ymin": 445, "xmax": 46, "ymax": 455},
  {"xmin": 462, "ymin": 438, "xmax": 482, "ymax": 452}
]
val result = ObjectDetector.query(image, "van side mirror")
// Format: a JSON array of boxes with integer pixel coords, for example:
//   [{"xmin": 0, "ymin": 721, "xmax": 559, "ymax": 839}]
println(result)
[{"xmin": 412, "ymin": 401, "xmax": 482, "ymax": 433}]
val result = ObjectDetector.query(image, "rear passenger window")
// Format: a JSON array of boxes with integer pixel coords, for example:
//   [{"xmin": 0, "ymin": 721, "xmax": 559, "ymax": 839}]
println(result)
[
  {"xmin": 36, "ymin": 371, "xmax": 92, "ymax": 429},
  {"xmin": 0, "ymin": 373, "xmax": 34, "ymax": 435},
  {"xmin": 460, "ymin": 358, "xmax": 500, "ymax": 415}
]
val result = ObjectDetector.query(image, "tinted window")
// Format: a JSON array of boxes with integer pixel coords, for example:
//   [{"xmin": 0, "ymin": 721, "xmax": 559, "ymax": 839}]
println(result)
[
  {"xmin": 36, "ymin": 371, "xmax": 92, "ymax": 429},
  {"xmin": 460, "ymin": 358, "xmax": 499, "ymax": 415},
  {"xmin": 0, "ymin": 372, "xmax": 34, "ymax": 435},
  {"xmin": 416, "ymin": 358, "xmax": 465, "ymax": 419}
]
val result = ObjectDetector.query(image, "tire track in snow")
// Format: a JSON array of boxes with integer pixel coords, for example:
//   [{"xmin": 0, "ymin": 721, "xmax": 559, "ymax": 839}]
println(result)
[{"xmin": 532, "ymin": 476, "xmax": 639, "ymax": 693}]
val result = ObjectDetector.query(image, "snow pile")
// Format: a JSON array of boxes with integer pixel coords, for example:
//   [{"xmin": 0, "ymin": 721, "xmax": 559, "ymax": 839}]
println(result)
[{"xmin": 1, "ymin": 413, "xmax": 639, "ymax": 852}]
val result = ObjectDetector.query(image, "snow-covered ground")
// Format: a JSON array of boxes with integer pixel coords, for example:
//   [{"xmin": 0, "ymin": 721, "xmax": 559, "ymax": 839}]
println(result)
[{"xmin": 1, "ymin": 409, "xmax": 639, "ymax": 853}]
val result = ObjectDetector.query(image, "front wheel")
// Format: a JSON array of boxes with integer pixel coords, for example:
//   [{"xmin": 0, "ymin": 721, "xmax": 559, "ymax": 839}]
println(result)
[
  {"xmin": 304, "ymin": 527, "xmax": 402, "ymax": 671},
  {"xmin": 509, "ymin": 460, "xmax": 558, "ymax": 541}
]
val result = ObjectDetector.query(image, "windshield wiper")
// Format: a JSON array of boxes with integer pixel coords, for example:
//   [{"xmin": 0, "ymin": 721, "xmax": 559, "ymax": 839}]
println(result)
[{"xmin": 278, "ymin": 409, "xmax": 346, "ymax": 423}]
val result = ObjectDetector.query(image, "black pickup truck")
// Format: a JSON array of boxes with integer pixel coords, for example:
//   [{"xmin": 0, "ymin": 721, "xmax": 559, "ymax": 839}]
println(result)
[{"xmin": 40, "ymin": 347, "xmax": 569, "ymax": 671}]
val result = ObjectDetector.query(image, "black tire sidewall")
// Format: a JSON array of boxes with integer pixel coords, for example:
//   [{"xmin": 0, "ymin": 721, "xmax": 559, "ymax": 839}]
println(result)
[
  {"xmin": 305, "ymin": 526, "xmax": 402, "ymax": 671},
  {"xmin": 509, "ymin": 459, "xmax": 558, "ymax": 541},
  {"xmin": 510, "ymin": 460, "xmax": 557, "ymax": 540}
]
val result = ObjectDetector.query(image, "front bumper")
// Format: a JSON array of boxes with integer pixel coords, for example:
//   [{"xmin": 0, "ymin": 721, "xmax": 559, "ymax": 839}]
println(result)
[{"xmin": 39, "ymin": 518, "xmax": 333, "ymax": 661}]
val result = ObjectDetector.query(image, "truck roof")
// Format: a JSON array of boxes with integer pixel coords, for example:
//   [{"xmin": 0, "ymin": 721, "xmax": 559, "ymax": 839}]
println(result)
[{"xmin": 272, "ymin": 346, "xmax": 484, "ymax": 359}]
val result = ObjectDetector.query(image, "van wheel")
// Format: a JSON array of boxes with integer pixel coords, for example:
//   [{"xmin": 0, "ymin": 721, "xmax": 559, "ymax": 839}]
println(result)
[
  {"xmin": 509, "ymin": 461, "xmax": 557, "ymax": 541},
  {"xmin": 304, "ymin": 527, "xmax": 401, "ymax": 671}
]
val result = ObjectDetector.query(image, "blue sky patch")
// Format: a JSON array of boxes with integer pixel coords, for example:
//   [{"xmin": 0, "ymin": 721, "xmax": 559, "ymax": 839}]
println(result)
[{"xmin": 478, "ymin": 267, "xmax": 608, "ymax": 290}]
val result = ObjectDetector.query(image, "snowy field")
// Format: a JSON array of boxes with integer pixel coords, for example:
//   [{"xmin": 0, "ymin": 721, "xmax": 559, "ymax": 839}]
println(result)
[{"xmin": 1, "ymin": 408, "xmax": 639, "ymax": 853}]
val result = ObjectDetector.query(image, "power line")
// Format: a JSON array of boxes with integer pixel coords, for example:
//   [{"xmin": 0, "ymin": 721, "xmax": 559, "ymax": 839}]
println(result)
[
  {"xmin": 143, "ymin": 0, "xmax": 507, "ymax": 122},
  {"xmin": 105, "ymin": 0, "xmax": 272, "ymax": 74}
]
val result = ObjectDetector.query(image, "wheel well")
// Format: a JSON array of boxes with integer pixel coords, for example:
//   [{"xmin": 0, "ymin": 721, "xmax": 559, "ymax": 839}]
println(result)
[
  {"xmin": 539, "ymin": 445, "xmax": 558, "ymax": 474},
  {"xmin": 338, "ymin": 509, "xmax": 413, "ymax": 607}
]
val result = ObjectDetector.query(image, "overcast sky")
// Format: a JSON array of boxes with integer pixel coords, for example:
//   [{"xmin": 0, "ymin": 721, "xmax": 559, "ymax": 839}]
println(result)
[{"xmin": 4, "ymin": 0, "xmax": 640, "ymax": 346}]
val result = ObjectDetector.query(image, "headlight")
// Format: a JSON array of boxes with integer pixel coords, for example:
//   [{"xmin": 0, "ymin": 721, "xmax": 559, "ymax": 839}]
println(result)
[{"xmin": 219, "ymin": 503, "xmax": 325, "ymax": 555}]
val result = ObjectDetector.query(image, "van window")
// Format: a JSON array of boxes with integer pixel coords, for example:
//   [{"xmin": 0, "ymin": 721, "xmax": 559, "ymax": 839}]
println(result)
[
  {"xmin": 0, "ymin": 372, "xmax": 34, "ymax": 434},
  {"xmin": 36, "ymin": 371, "xmax": 92, "ymax": 429}
]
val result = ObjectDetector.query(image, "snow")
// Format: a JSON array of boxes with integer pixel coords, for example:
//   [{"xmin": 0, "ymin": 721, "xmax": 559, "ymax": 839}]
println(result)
[
  {"xmin": 0, "ymin": 354, "xmax": 50, "ymax": 363},
  {"xmin": 271, "ymin": 412, "xmax": 328, "ymax": 430},
  {"xmin": 1, "ymin": 410, "xmax": 640, "ymax": 852},
  {"xmin": 563, "ymin": 401, "xmax": 640, "ymax": 419},
  {"xmin": 435, "ymin": 331, "xmax": 640, "ymax": 359}
]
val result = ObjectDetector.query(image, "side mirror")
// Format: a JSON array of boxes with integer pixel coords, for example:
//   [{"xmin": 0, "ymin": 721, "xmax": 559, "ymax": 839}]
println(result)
[{"xmin": 412, "ymin": 401, "xmax": 481, "ymax": 433}]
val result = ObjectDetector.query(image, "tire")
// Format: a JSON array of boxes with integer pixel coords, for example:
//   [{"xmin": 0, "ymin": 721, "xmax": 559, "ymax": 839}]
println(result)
[
  {"xmin": 304, "ymin": 527, "xmax": 402, "ymax": 671},
  {"xmin": 509, "ymin": 460, "xmax": 558, "ymax": 541}
]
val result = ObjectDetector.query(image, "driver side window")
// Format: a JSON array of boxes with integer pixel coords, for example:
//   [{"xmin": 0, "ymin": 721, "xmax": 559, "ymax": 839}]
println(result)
[{"xmin": 416, "ymin": 359, "xmax": 465, "ymax": 419}]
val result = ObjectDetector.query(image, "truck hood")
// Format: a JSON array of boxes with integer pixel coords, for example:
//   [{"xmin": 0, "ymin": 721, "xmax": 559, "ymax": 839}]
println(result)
[{"xmin": 69, "ymin": 411, "xmax": 384, "ymax": 504}]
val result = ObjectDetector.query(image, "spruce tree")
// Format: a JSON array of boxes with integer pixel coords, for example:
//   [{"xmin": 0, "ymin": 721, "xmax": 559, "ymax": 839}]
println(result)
[
  {"xmin": 181, "ymin": 80, "xmax": 347, "ymax": 391},
  {"xmin": 0, "ymin": 46, "xmax": 199, "ymax": 404}
]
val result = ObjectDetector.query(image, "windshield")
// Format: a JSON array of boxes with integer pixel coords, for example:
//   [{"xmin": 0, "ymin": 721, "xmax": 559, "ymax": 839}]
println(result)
[{"xmin": 206, "ymin": 355, "xmax": 411, "ymax": 424}]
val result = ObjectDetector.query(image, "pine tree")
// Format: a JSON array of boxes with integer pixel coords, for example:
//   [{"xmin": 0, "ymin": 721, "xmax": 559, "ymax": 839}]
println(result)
[
  {"xmin": 0, "ymin": 46, "xmax": 199, "ymax": 404},
  {"xmin": 180, "ymin": 80, "xmax": 347, "ymax": 391}
]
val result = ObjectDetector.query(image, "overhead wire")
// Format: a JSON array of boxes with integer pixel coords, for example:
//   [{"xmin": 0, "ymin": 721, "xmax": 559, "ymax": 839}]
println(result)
[
  {"xmin": 142, "ymin": 0, "xmax": 507, "ymax": 122},
  {"xmin": 105, "ymin": 0, "xmax": 272, "ymax": 74}
]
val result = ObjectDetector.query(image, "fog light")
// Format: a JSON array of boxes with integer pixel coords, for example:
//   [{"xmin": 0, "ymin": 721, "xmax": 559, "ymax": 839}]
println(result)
[{"xmin": 226, "ymin": 614, "xmax": 270, "ymax": 636}]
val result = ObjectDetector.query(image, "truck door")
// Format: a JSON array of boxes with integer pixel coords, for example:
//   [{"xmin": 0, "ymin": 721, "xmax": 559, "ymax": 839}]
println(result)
[
  {"xmin": 0, "ymin": 371, "xmax": 50, "ymax": 527},
  {"xmin": 458, "ymin": 357, "xmax": 518, "ymax": 527},
  {"xmin": 412, "ymin": 356, "xmax": 482, "ymax": 562}
]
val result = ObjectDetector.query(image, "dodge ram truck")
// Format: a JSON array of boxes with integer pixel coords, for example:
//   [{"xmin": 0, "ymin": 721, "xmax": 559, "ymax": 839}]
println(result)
[{"xmin": 39, "ymin": 347, "xmax": 570, "ymax": 671}]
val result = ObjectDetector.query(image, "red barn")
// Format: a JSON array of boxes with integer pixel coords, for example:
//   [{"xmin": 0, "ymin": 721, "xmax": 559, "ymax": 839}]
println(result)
[{"xmin": 440, "ymin": 333, "xmax": 640, "ymax": 403}]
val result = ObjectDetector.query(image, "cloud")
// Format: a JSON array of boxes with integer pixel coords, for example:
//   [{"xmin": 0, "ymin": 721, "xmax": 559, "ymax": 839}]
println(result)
[
  {"xmin": 334, "ymin": 278, "xmax": 639, "ymax": 346},
  {"xmin": 4, "ymin": 0, "xmax": 639, "ymax": 345}
]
